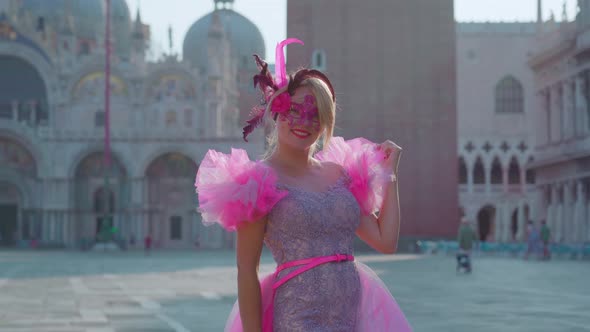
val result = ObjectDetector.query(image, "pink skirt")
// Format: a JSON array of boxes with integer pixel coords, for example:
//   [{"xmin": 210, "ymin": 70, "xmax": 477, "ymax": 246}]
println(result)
[{"xmin": 224, "ymin": 261, "xmax": 412, "ymax": 331}]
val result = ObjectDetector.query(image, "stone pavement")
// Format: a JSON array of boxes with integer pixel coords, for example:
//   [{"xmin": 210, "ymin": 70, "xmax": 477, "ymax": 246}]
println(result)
[{"xmin": 0, "ymin": 249, "xmax": 588, "ymax": 332}]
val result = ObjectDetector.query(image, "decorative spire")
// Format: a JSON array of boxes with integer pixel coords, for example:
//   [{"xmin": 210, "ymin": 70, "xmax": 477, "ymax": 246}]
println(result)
[
  {"xmin": 133, "ymin": 7, "xmax": 144, "ymax": 39},
  {"xmin": 562, "ymin": 1, "xmax": 568, "ymax": 22},
  {"xmin": 168, "ymin": 24, "xmax": 173, "ymax": 53},
  {"xmin": 60, "ymin": 0, "xmax": 75, "ymax": 35},
  {"xmin": 135, "ymin": 7, "xmax": 142, "ymax": 24}
]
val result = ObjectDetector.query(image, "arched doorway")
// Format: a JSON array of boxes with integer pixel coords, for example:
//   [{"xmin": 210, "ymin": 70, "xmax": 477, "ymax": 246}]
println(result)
[
  {"xmin": 477, "ymin": 205, "xmax": 496, "ymax": 242},
  {"xmin": 74, "ymin": 152, "xmax": 129, "ymax": 244},
  {"xmin": 145, "ymin": 152, "xmax": 197, "ymax": 248},
  {"xmin": 0, "ymin": 182, "xmax": 21, "ymax": 247},
  {"xmin": 93, "ymin": 187, "xmax": 115, "ymax": 240},
  {"xmin": 0, "ymin": 137, "xmax": 38, "ymax": 247}
]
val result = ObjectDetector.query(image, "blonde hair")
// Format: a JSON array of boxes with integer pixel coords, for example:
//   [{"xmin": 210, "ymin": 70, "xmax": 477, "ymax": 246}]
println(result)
[{"xmin": 263, "ymin": 77, "xmax": 336, "ymax": 159}]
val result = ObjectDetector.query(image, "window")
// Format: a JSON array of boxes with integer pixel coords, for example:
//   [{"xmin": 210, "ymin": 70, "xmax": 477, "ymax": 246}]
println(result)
[
  {"xmin": 184, "ymin": 109, "xmax": 192, "ymax": 127},
  {"xmin": 508, "ymin": 157, "xmax": 520, "ymax": 184},
  {"xmin": 311, "ymin": 50, "xmax": 326, "ymax": 71},
  {"xmin": 495, "ymin": 76, "xmax": 524, "ymax": 113},
  {"xmin": 491, "ymin": 157, "xmax": 502, "ymax": 184},
  {"xmin": 458, "ymin": 157, "xmax": 467, "ymax": 184},
  {"xmin": 94, "ymin": 110, "xmax": 105, "ymax": 127},
  {"xmin": 170, "ymin": 216, "xmax": 182, "ymax": 240},
  {"xmin": 166, "ymin": 110, "xmax": 176, "ymax": 126},
  {"xmin": 473, "ymin": 157, "xmax": 485, "ymax": 184},
  {"xmin": 79, "ymin": 42, "xmax": 90, "ymax": 55}
]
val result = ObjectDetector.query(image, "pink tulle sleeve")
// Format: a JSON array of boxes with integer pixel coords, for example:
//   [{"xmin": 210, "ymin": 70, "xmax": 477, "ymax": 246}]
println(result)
[
  {"xmin": 316, "ymin": 137, "xmax": 391, "ymax": 215},
  {"xmin": 194, "ymin": 149, "xmax": 288, "ymax": 231}
]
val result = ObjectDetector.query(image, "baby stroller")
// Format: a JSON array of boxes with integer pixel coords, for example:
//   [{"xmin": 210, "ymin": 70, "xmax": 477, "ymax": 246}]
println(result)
[{"xmin": 456, "ymin": 251, "xmax": 472, "ymax": 273}]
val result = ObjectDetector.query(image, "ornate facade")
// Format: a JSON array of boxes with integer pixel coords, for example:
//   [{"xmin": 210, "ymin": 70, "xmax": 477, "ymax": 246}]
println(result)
[
  {"xmin": 528, "ymin": 0, "xmax": 590, "ymax": 244},
  {"xmin": 457, "ymin": 22, "xmax": 538, "ymax": 242},
  {"xmin": 0, "ymin": 0, "xmax": 265, "ymax": 249}
]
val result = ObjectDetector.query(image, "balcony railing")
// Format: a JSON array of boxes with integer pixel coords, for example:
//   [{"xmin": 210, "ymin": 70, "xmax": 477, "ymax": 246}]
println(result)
[{"xmin": 0, "ymin": 100, "xmax": 49, "ymax": 127}]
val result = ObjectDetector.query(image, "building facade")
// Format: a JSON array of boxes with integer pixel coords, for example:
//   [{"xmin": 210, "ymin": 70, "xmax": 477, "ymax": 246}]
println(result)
[
  {"xmin": 287, "ymin": 0, "xmax": 458, "ymax": 238},
  {"xmin": 528, "ymin": 0, "xmax": 590, "ymax": 244},
  {"xmin": 456, "ymin": 22, "xmax": 538, "ymax": 242},
  {"xmin": 0, "ymin": 0, "xmax": 266, "ymax": 249}
]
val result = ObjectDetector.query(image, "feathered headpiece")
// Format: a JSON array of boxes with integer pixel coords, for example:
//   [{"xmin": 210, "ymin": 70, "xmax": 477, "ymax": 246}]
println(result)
[{"xmin": 242, "ymin": 38, "xmax": 336, "ymax": 141}]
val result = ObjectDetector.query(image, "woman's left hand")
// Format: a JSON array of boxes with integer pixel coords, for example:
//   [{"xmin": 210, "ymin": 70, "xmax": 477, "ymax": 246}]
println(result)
[{"xmin": 378, "ymin": 140, "xmax": 402, "ymax": 174}]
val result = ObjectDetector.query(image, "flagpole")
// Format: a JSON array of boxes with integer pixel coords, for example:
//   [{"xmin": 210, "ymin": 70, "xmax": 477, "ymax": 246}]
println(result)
[{"xmin": 102, "ymin": 0, "xmax": 112, "ymax": 245}]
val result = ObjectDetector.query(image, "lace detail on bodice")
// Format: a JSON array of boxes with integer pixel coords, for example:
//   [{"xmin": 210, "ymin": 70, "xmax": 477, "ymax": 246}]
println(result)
[{"xmin": 263, "ymin": 172, "xmax": 362, "ymax": 331}]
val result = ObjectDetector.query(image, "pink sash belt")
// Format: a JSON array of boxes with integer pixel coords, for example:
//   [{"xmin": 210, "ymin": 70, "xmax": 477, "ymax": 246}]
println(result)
[{"xmin": 262, "ymin": 254, "xmax": 355, "ymax": 332}]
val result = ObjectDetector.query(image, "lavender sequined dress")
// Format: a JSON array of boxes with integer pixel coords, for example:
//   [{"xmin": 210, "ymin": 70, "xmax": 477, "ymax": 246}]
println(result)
[{"xmin": 264, "ymin": 174, "xmax": 361, "ymax": 331}]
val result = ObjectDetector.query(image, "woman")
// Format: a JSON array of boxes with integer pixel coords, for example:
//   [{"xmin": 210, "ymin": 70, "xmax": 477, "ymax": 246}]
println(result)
[{"xmin": 195, "ymin": 38, "xmax": 411, "ymax": 332}]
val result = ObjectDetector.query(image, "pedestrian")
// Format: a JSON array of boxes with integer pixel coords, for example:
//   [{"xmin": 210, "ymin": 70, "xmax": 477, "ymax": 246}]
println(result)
[
  {"xmin": 540, "ymin": 220, "xmax": 551, "ymax": 260},
  {"xmin": 456, "ymin": 217, "xmax": 476, "ymax": 273},
  {"xmin": 525, "ymin": 221, "xmax": 541, "ymax": 260},
  {"xmin": 144, "ymin": 234, "xmax": 152, "ymax": 256}
]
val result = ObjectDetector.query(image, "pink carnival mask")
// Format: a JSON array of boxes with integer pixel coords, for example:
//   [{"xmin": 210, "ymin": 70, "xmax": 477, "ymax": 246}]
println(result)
[
  {"xmin": 279, "ymin": 94, "xmax": 320, "ymax": 131},
  {"xmin": 243, "ymin": 38, "xmax": 335, "ymax": 141}
]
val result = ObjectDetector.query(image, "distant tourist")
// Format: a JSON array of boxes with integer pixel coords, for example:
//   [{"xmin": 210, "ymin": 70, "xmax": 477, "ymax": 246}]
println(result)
[
  {"xmin": 456, "ymin": 217, "xmax": 476, "ymax": 273},
  {"xmin": 144, "ymin": 234, "xmax": 152, "ymax": 256},
  {"xmin": 524, "ymin": 221, "xmax": 541, "ymax": 260},
  {"xmin": 540, "ymin": 220, "xmax": 551, "ymax": 260}
]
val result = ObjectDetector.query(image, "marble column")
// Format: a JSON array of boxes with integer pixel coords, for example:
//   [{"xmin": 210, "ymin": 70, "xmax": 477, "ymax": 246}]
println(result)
[
  {"xmin": 564, "ymin": 181, "xmax": 574, "ymax": 243},
  {"xmin": 550, "ymin": 85, "xmax": 561, "ymax": 143},
  {"xmin": 537, "ymin": 90, "xmax": 550, "ymax": 144},
  {"xmin": 563, "ymin": 80, "xmax": 574, "ymax": 139},
  {"xmin": 29, "ymin": 101, "xmax": 37, "ymax": 126},
  {"xmin": 573, "ymin": 181, "xmax": 586, "ymax": 243},
  {"xmin": 11, "ymin": 100, "xmax": 18, "ymax": 121},
  {"xmin": 548, "ymin": 185, "xmax": 558, "ymax": 241},
  {"xmin": 577, "ymin": 75, "xmax": 590, "ymax": 136},
  {"xmin": 517, "ymin": 202, "xmax": 526, "ymax": 241}
]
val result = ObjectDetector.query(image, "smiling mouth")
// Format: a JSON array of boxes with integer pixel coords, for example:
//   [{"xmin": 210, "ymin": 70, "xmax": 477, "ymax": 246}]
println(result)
[{"xmin": 290, "ymin": 129, "xmax": 311, "ymax": 138}]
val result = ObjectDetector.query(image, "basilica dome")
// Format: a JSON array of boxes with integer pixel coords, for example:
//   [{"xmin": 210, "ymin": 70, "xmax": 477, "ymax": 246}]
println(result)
[{"xmin": 183, "ymin": 7, "xmax": 265, "ymax": 72}]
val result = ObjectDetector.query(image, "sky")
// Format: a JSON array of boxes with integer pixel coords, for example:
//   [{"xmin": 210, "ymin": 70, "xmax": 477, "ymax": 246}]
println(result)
[{"xmin": 126, "ymin": 0, "xmax": 579, "ymax": 61}]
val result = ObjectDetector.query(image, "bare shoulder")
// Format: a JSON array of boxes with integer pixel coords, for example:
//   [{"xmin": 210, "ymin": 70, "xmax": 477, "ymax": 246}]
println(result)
[{"xmin": 318, "ymin": 160, "xmax": 346, "ymax": 178}]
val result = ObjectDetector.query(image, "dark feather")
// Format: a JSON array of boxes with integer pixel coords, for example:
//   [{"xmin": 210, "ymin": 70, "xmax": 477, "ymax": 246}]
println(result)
[{"xmin": 242, "ymin": 107, "xmax": 266, "ymax": 142}]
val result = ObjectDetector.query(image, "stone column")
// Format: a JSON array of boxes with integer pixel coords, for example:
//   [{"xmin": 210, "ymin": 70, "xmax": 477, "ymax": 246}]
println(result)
[
  {"xmin": 537, "ymin": 90, "xmax": 549, "ymax": 144},
  {"xmin": 502, "ymin": 166, "xmax": 509, "ymax": 193},
  {"xmin": 11, "ymin": 100, "xmax": 18, "ymax": 122},
  {"xmin": 550, "ymin": 85, "xmax": 561, "ymax": 143},
  {"xmin": 574, "ymin": 180, "xmax": 587, "ymax": 243},
  {"xmin": 563, "ymin": 80, "xmax": 574, "ymax": 139},
  {"xmin": 576, "ymin": 75, "xmax": 589, "ymax": 136},
  {"xmin": 29, "ymin": 101, "xmax": 37, "ymax": 126},
  {"xmin": 516, "ymin": 202, "xmax": 527, "ymax": 241},
  {"xmin": 467, "ymin": 161, "xmax": 474, "ymax": 194},
  {"xmin": 564, "ymin": 181, "xmax": 575, "ymax": 243},
  {"xmin": 520, "ymin": 165, "xmax": 527, "ymax": 194},
  {"xmin": 548, "ymin": 185, "xmax": 558, "ymax": 241}
]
